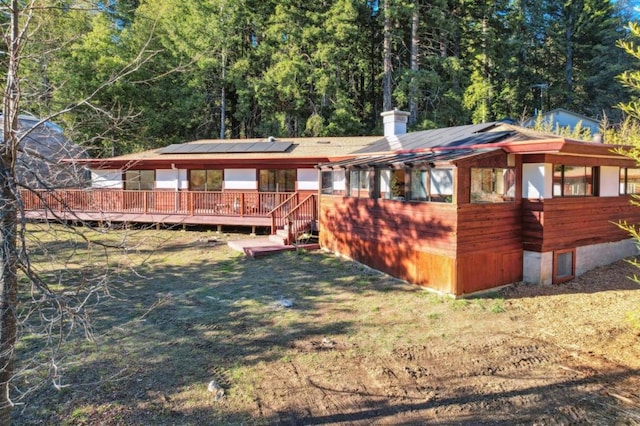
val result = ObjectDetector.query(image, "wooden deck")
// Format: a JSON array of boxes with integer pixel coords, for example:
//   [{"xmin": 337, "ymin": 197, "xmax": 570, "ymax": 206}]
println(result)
[{"xmin": 21, "ymin": 189, "xmax": 293, "ymax": 230}]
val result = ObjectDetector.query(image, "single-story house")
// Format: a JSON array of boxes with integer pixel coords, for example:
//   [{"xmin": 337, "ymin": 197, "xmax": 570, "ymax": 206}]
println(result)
[
  {"xmin": 318, "ymin": 110, "xmax": 640, "ymax": 295},
  {"xmin": 22, "ymin": 134, "xmax": 379, "ymax": 234},
  {"xmin": 21, "ymin": 110, "xmax": 640, "ymax": 296}
]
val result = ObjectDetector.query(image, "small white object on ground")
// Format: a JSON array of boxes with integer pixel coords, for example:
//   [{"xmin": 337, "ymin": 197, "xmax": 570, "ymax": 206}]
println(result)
[{"xmin": 208, "ymin": 379, "xmax": 225, "ymax": 401}]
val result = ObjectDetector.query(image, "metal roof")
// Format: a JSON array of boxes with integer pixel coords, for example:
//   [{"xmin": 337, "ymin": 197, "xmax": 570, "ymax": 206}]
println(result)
[
  {"xmin": 157, "ymin": 141, "xmax": 293, "ymax": 154},
  {"xmin": 318, "ymin": 148, "xmax": 494, "ymax": 169},
  {"xmin": 355, "ymin": 123, "xmax": 511, "ymax": 153}
]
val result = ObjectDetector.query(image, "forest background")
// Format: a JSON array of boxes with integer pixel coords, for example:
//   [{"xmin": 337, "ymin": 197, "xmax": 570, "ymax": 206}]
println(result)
[{"xmin": 12, "ymin": 0, "xmax": 640, "ymax": 157}]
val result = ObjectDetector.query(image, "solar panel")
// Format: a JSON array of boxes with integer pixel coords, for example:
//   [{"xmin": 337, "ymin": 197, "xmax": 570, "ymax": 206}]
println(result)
[{"xmin": 157, "ymin": 142, "xmax": 293, "ymax": 154}]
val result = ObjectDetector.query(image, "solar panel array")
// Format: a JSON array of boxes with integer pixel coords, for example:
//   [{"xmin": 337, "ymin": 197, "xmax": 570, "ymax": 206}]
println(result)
[
  {"xmin": 157, "ymin": 141, "xmax": 293, "ymax": 155},
  {"xmin": 355, "ymin": 123, "xmax": 512, "ymax": 154}
]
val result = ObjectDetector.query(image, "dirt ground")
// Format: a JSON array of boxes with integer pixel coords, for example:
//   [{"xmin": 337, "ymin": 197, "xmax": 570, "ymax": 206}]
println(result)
[
  {"xmin": 247, "ymin": 261, "xmax": 640, "ymax": 425},
  {"xmin": 13, "ymin": 229, "xmax": 640, "ymax": 425}
]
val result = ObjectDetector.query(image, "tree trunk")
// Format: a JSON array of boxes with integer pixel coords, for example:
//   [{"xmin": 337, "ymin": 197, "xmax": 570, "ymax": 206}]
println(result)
[
  {"xmin": 564, "ymin": 3, "xmax": 577, "ymax": 106},
  {"xmin": 565, "ymin": 25, "xmax": 574, "ymax": 106},
  {"xmin": 219, "ymin": 54, "xmax": 226, "ymax": 140},
  {"xmin": 383, "ymin": 0, "xmax": 392, "ymax": 111},
  {"xmin": 0, "ymin": 3, "xmax": 20, "ymax": 422},
  {"xmin": 409, "ymin": 0, "xmax": 419, "ymax": 126}
]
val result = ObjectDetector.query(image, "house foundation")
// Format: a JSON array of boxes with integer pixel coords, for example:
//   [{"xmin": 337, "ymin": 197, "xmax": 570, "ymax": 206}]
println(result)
[{"xmin": 524, "ymin": 238, "xmax": 639, "ymax": 285}]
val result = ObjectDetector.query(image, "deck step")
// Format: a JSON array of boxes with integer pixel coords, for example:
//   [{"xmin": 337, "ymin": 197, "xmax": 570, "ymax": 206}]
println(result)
[{"xmin": 244, "ymin": 243, "xmax": 320, "ymax": 258}]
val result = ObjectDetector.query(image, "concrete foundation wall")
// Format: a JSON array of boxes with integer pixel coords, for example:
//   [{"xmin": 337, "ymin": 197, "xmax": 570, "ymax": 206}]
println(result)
[
  {"xmin": 523, "ymin": 251, "xmax": 554, "ymax": 285},
  {"xmin": 576, "ymin": 239, "xmax": 639, "ymax": 276},
  {"xmin": 524, "ymin": 239, "xmax": 639, "ymax": 285}
]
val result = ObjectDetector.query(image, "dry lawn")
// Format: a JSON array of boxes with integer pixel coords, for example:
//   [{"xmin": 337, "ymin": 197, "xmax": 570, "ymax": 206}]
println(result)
[{"xmin": 13, "ymin": 225, "xmax": 640, "ymax": 425}]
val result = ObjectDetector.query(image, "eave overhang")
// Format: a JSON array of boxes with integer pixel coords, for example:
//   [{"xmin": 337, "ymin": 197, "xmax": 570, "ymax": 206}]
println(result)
[{"xmin": 68, "ymin": 156, "xmax": 327, "ymax": 170}]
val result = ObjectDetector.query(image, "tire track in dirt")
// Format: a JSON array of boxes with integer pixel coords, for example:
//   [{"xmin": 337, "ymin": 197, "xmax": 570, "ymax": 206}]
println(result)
[{"xmin": 256, "ymin": 332, "xmax": 639, "ymax": 424}]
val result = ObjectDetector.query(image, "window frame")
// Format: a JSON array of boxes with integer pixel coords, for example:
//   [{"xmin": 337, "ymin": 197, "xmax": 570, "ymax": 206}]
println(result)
[
  {"xmin": 259, "ymin": 169, "xmax": 296, "ymax": 192},
  {"xmin": 553, "ymin": 248, "xmax": 576, "ymax": 284},
  {"xmin": 321, "ymin": 170, "xmax": 334, "ymax": 195},
  {"xmin": 124, "ymin": 170, "xmax": 155, "ymax": 191},
  {"xmin": 378, "ymin": 168, "xmax": 407, "ymax": 200},
  {"xmin": 407, "ymin": 167, "xmax": 454, "ymax": 203},
  {"xmin": 620, "ymin": 167, "xmax": 640, "ymax": 195},
  {"xmin": 348, "ymin": 169, "xmax": 370, "ymax": 198},
  {"xmin": 552, "ymin": 165, "xmax": 597, "ymax": 197},
  {"xmin": 470, "ymin": 167, "xmax": 516, "ymax": 203},
  {"xmin": 189, "ymin": 169, "xmax": 223, "ymax": 192}
]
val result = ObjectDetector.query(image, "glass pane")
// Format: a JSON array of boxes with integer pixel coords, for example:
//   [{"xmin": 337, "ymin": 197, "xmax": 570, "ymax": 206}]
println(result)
[
  {"xmin": 410, "ymin": 169, "xmax": 427, "ymax": 201},
  {"xmin": 503, "ymin": 169, "xmax": 516, "ymax": 199},
  {"xmin": 556, "ymin": 251, "xmax": 574, "ymax": 278},
  {"xmin": 125, "ymin": 170, "xmax": 154, "ymax": 191},
  {"xmin": 620, "ymin": 168, "xmax": 626, "ymax": 195},
  {"xmin": 471, "ymin": 168, "xmax": 515, "ymax": 203},
  {"xmin": 321, "ymin": 171, "xmax": 333, "ymax": 195},
  {"xmin": 190, "ymin": 170, "xmax": 206, "ymax": 191},
  {"xmin": 278, "ymin": 169, "xmax": 295, "ymax": 192},
  {"xmin": 430, "ymin": 168, "xmax": 453, "ymax": 202},
  {"xmin": 390, "ymin": 169, "xmax": 405, "ymax": 199},
  {"xmin": 139, "ymin": 170, "xmax": 155, "ymax": 190},
  {"xmin": 627, "ymin": 168, "xmax": 640, "ymax": 194},
  {"xmin": 124, "ymin": 170, "xmax": 139, "ymax": 190},
  {"xmin": 359, "ymin": 170, "xmax": 370, "ymax": 190},
  {"xmin": 564, "ymin": 166, "xmax": 586, "ymax": 196},
  {"xmin": 333, "ymin": 170, "xmax": 346, "ymax": 193},
  {"xmin": 379, "ymin": 169, "xmax": 391, "ymax": 199},
  {"xmin": 553, "ymin": 165, "xmax": 563, "ymax": 196},
  {"xmin": 349, "ymin": 170, "xmax": 359, "ymax": 196},
  {"xmin": 259, "ymin": 170, "xmax": 276, "ymax": 192},
  {"xmin": 206, "ymin": 170, "xmax": 223, "ymax": 191}
]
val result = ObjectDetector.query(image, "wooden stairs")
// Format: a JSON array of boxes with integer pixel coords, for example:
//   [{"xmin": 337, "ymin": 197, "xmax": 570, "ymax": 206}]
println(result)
[{"xmin": 229, "ymin": 192, "xmax": 320, "ymax": 258}]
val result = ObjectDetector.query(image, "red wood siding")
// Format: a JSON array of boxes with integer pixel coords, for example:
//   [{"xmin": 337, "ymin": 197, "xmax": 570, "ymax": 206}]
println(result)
[
  {"xmin": 523, "ymin": 197, "xmax": 640, "ymax": 252},
  {"xmin": 319, "ymin": 196, "xmax": 458, "ymax": 293},
  {"xmin": 456, "ymin": 203, "xmax": 523, "ymax": 294},
  {"xmin": 319, "ymin": 195, "xmax": 524, "ymax": 295},
  {"xmin": 522, "ymin": 153, "xmax": 636, "ymax": 168}
]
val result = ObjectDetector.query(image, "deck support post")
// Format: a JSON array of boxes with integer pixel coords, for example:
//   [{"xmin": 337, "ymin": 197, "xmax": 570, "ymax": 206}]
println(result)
[
  {"xmin": 217, "ymin": 225, "xmax": 222, "ymax": 233},
  {"xmin": 251, "ymin": 226, "xmax": 256, "ymax": 236}
]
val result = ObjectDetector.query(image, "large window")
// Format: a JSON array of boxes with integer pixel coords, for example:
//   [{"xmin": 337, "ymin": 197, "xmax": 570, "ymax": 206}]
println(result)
[
  {"xmin": 408, "ymin": 168, "xmax": 453, "ymax": 203},
  {"xmin": 349, "ymin": 170, "xmax": 370, "ymax": 198},
  {"xmin": 259, "ymin": 169, "xmax": 295, "ymax": 192},
  {"xmin": 321, "ymin": 170, "xmax": 346, "ymax": 195},
  {"xmin": 553, "ymin": 165, "xmax": 596, "ymax": 197},
  {"xmin": 471, "ymin": 168, "xmax": 515, "ymax": 203},
  {"xmin": 379, "ymin": 169, "xmax": 406, "ymax": 200},
  {"xmin": 190, "ymin": 169, "xmax": 222, "ymax": 191},
  {"xmin": 321, "ymin": 171, "xmax": 334, "ymax": 195},
  {"xmin": 620, "ymin": 168, "xmax": 640, "ymax": 195},
  {"xmin": 124, "ymin": 170, "xmax": 154, "ymax": 190}
]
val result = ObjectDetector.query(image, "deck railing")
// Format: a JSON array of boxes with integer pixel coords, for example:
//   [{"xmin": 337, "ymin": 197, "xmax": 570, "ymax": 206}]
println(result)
[
  {"xmin": 282, "ymin": 194, "xmax": 318, "ymax": 244},
  {"xmin": 20, "ymin": 189, "xmax": 296, "ymax": 218}
]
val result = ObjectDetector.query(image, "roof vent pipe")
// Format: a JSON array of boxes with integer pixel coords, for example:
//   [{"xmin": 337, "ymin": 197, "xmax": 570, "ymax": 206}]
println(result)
[
  {"xmin": 381, "ymin": 109, "xmax": 411, "ymax": 137},
  {"xmin": 593, "ymin": 133, "xmax": 603, "ymax": 143}
]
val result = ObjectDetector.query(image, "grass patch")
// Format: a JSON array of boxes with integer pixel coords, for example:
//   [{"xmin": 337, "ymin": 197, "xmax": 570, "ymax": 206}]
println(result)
[{"xmin": 17, "ymin": 224, "xmax": 629, "ymax": 425}]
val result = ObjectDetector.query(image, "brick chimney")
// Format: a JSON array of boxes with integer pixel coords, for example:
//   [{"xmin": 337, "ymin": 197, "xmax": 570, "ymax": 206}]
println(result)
[{"xmin": 381, "ymin": 109, "xmax": 411, "ymax": 137}]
